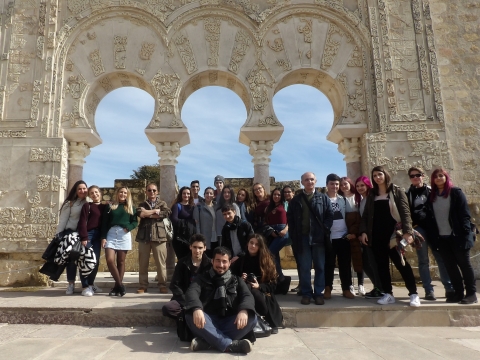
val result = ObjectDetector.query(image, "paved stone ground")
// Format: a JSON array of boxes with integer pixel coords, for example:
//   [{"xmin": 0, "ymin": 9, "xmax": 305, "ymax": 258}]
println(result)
[{"xmin": 0, "ymin": 324, "xmax": 479, "ymax": 359}]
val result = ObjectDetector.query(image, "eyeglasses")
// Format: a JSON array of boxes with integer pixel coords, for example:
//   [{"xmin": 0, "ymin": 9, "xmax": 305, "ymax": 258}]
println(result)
[
  {"xmin": 409, "ymin": 174, "xmax": 423, "ymax": 179},
  {"xmin": 253, "ymin": 187, "xmax": 263, "ymax": 192},
  {"xmin": 147, "ymin": 189, "xmax": 157, "ymax": 192}
]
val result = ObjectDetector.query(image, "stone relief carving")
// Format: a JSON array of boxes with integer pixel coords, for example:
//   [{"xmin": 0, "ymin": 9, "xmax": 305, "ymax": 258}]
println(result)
[
  {"xmin": 425, "ymin": 25, "xmax": 444, "ymax": 123},
  {"xmin": 347, "ymin": 46, "xmax": 363, "ymax": 67},
  {"xmin": 140, "ymin": 42, "xmax": 156, "ymax": 60},
  {"xmin": 297, "ymin": 18, "xmax": 312, "ymax": 43},
  {"xmin": 209, "ymin": 71, "xmax": 218, "ymax": 83},
  {"xmin": 321, "ymin": 23, "xmax": 352, "ymax": 70},
  {"xmin": 68, "ymin": 142, "xmax": 91, "ymax": 166},
  {"xmin": 246, "ymin": 51, "xmax": 275, "ymax": 113},
  {"xmin": 26, "ymin": 80, "xmax": 41, "ymax": 128},
  {"xmin": 27, "ymin": 192, "xmax": 41, "ymax": 208},
  {"xmin": 0, "ymin": 208, "xmax": 26, "ymax": 224},
  {"xmin": 0, "ymin": 224, "xmax": 56, "ymax": 239},
  {"xmin": 228, "ymin": 30, "xmax": 251, "ymax": 74},
  {"xmin": 100, "ymin": 76, "xmax": 113, "ymax": 93},
  {"xmin": 338, "ymin": 137, "xmax": 361, "ymax": 163},
  {"xmin": 369, "ymin": 7, "xmax": 384, "ymax": 99},
  {"xmin": 204, "ymin": 18, "xmax": 221, "ymax": 67},
  {"xmin": 30, "ymin": 147, "xmax": 62, "ymax": 162},
  {"xmin": 65, "ymin": 75, "xmax": 87, "ymax": 99},
  {"xmin": 407, "ymin": 130, "xmax": 439, "ymax": 141},
  {"xmin": 258, "ymin": 116, "xmax": 278, "ymax": 126},
  {"xmin": 88, "ymin": 49, "xmax": 105, "ymax": 77},
  {"xmin": 174, "ymin": 34, "xmax": 198, "ymax": 75},
  {"xmin": 114, "ymin": 35, "xmax": 128, "ymax": 69},
  {"xmin": 0, "ymin": 130, "xmax": 27, "ymax": 137},
  {"xmin": 87, "ymin": 94, "xmax": 100, "ymax": 114},
  {"xmin": 29, "ymin": 207, "xmax": 57, "ymax": 224},
  {"xmin": 65, "ymin": 58, "xmax": 74, "ymax": 72},
  {"xmin": 151, "ymin": 70, "xmax": 181, "ymax": 115}
]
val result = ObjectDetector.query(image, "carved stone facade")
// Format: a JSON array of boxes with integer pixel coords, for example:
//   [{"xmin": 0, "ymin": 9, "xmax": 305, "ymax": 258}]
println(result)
[{"xmin": 0, "ymin": 0, "xmax": 479, "ymax": 285}]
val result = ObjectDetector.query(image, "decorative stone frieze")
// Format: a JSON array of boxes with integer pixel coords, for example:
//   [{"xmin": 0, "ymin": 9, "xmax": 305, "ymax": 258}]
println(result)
[
  {"xmin": 155, "ymin": 142, "xmax": 181, "ymax": 166},
  {"xmin": 68, "ymin": 142, "xmax": 90, "ymax": 166}
]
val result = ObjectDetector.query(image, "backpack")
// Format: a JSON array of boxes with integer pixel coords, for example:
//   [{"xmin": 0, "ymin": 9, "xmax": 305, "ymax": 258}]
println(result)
[{"xmin": 176, "ymin": 309, "xmax": 194, "ymax": 342}]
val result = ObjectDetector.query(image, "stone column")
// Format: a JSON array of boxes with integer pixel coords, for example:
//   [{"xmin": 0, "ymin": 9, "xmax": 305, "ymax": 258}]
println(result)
[
  {"xmin": 249, "ymin": 140, "xmax": 273, "ymax": 192},
  {"xmin": 155, "ymin": 141, "xmax": 181, "ymax": 281},
  {"xmin": 338, "ymin": 137, "xmax": 362, "ymax": 180},
  {"xmin": 67, "ymin": 141, "xmax": 90, "ymax": 191}
]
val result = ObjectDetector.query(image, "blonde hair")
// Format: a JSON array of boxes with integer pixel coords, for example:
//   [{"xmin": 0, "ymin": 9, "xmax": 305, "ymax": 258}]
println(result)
[{"xmin": 110, "ymin": 187, "xmax": 134, "ymax": 215}]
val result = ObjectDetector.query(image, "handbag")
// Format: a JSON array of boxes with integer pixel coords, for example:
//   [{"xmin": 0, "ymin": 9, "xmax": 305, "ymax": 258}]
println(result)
[
  {"xmin": 176, "ymin": 309, "xmax": 194, "ymax": 342},
  {"xmin": 163, "ymin": 217, "xmax": 174, "ymax": 241},
  {"xmin": 253, "ymin": 316, "xmax": 272, "ymax": 338},
  {"xmin": 69, "ymin": 237, "xmax": 83, "ymax": 261},
  {"xmin": 42, "ymin": 231, "xmax": 65, "ymax": 261},
  {"xmin": 301, "ymin": 193, "xmax": 331, "ymax": 248}
]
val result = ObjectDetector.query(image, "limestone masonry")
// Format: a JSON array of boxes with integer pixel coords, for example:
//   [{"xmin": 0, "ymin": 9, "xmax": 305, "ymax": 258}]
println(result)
[{"xmin": 0, "ymin": 1, "xmax": 478, "ymax": 286}]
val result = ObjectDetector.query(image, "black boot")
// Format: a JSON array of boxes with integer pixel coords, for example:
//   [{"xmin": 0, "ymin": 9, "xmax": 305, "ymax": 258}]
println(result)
[
  {"xmin": 108, "ymin": 284, "xmax": 119, "ymax": 296},
  {"xmin": 117, "ymin": 284, "xmax": 126, "ymax": 297}
]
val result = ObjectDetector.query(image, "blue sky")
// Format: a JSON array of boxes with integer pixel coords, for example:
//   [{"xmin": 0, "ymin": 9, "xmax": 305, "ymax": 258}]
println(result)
[{"xmin": 83, "ymin": 85, "xmax": 346, "ymax": 191}]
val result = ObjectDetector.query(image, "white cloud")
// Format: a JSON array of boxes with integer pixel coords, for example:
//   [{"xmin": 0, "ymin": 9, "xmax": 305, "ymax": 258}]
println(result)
[{"xmin": 83, "ymin": 84, "xmax": 348, "ymax": 192}]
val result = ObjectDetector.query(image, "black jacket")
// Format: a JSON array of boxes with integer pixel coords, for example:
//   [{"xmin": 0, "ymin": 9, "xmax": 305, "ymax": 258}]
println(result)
[
  {"xmin": 406, "ymin": 184, "xmax": 432, "ymax": 230},
  {"xmin": 185, "ymin": 269, "xmax": 256, "ymax": 317},
  {"xmin": 221, "ymin": 216, "xmax": 254, "ymax": 257},
  {"xmin": 428, "ymin": 187, "xmax": 474, "ymax": 249},
  {"xmin": 287, "ymin": 191, "xmax": 333, "ymax": 250},
  {"xmin": 169, "ymin": 253, "xmax": 211, "ymax": 306}
]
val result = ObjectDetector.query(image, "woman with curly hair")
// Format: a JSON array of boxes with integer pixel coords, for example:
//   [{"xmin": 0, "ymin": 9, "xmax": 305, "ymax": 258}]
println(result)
[
  {"xmin": 101, "ymin": 186, "xmax": 138, "ymax": 296},
  {"xmin": 230, "ymin": 234, "xmax": 283, "ymax": 333},
  {"xmin": 428, "ymin": 168, "xmax": 477, "ymax": 304}
]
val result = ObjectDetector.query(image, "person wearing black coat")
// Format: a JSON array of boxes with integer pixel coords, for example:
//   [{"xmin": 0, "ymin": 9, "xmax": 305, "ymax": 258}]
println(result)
[
  {"xmin": 184, "ymin": 247, "xmax": 257, "ymax": 354},
  {"xmin": 427, "ymin": 168, "xmax": 477, "ymax": 304},
  {"xmin": 162, "ymin": 234, "xmax": 211, "ymax": 319},
  {"xmin": 220, "ymin": 204, "xmax": 254, "ymax": 262},
  {"xmin": 230, "ymin": 234, "xmax": 283, "ymax": 332}
]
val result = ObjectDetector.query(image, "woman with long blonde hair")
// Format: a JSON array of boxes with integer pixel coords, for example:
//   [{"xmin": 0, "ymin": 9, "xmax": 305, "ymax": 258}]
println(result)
[
  {"xmin": 101, "ymin": 187, "xmax": 138, "ymax": 296},
  {"xmin": 230, "ymin": 234, "xmax": 283, "ymax": 333}
]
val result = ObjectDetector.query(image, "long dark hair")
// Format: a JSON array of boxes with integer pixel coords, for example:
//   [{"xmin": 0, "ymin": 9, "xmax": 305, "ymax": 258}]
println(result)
[
  {"xmin": 248, "ymin": 234, "xmax": 277, "ymax": 283},
  {"xmin": 174, "ymin": 186, "xmax": 194, "ymax": 206},
  {"xmin": 430, "ymin": 168, "xmax": 454, "ymax": 202},
  {"xmin": 236, "ymin": 188, "xmax": 254, "ymax": 213},
  {"xmin": 217, "ymin": 185, "xmax": 236, "ymax": 210},
  {"xmin": 60, "ymin": 180, "xmax": 87, "ymax": 211},
  {"xmin": 371, "ymin": 166, "xmax": 393, "ymax": 195},
  {"xmin": 266, "ymin": 188, "xmax": 284, "ymax": 215}
]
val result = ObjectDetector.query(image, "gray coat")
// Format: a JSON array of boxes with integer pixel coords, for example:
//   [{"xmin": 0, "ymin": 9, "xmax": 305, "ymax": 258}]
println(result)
[{"xmin": 193, "ymin": 203, "xmax": 216, "ymax": 249}]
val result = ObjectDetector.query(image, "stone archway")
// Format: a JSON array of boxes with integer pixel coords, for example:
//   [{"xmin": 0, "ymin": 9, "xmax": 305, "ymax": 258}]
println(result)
[{"xmin": 0, "ymin": 0, "xmax": 464, "ymax": 286}]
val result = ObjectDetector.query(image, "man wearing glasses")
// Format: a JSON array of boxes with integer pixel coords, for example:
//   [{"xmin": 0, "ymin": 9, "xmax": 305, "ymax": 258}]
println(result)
[
  {"xmin": 406, "ymin": 167, "xmax": 454, "ymax": 301},
  {"xmin": 136, "ymin": 183, "xmax": 172, "ymax": 294}
]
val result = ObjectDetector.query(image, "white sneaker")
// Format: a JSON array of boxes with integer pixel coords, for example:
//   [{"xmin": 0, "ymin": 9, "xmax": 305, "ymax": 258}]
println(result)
[
  {"xmin": 349, "ymin": 285, "xmax": 356, "ymax": 297},
  {"xmin": 82, "ymin": 287, "xmax": 94, "ymax": 297},
  {"xmin": 409, "ymin": 294, "xmax": 421, "ymax": 307},
  {"xmin": 91, "ymin": 284, "xmax": 102, "ymax": 293},
  {"xmin": 358, "ymin": 285, "xmax": 366, "ymax": 296},
  {"xmin": 66, "ymin": 283, "xmax": 75, "ymax": 295},
  {"xmin": 377, "ymin": 293, "xmax": 395, "ymax": 305}
]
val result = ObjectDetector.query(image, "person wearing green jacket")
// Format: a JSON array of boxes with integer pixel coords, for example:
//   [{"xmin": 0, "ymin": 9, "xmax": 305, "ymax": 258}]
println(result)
[{"xmin": 101, "ymin": 187, "xmax": 138, "ymax": 296}]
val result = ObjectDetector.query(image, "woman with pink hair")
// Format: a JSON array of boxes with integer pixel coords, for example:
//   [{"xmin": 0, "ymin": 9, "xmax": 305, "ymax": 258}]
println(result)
[
  {"xmin": 428, "ymin": 168, "xmax": 477, "ymax": 304},
  {"xmin": 355, "ymin": 176, "xmax": 383, "ymax": 299}
]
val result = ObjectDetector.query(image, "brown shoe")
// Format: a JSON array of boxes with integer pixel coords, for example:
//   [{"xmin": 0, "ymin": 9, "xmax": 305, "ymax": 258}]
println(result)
[
  {"xmin": 324, "ymin": 286, "xmax": 332, "ymax": 299},
  {"xmin": 342, "ymin": 289, "xmax": 355, "ymax": 299},
  {"xmin": 300, "ymin": 296, "xmax": 311, "ymax": 305},
  {"xmin": 159, "ymin": 286, "xmax": 168, "ymax": 294},
  {"xmin": 315, "ymin": 296, "xmax": 325, "ymax": 305},
  {"xmin": 136, "ymin": 288, "xmax": 147, "ymax": 294}
]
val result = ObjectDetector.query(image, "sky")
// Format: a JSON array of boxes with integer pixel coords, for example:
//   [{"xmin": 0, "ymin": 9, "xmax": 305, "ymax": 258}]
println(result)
[{"xmin": 82, "ymin": 85, "xmax": 346, "ymax": 191}]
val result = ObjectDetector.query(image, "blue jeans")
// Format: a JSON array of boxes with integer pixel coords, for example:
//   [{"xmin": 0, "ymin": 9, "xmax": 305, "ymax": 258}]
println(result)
[
  {"xmin": 415, "ymin": 226, "xmax": 453, "ymax": 293},
  {"xmin": 269, "ymin": 224, "xmax": 289, "ymax": 278},
  {"xmin": 80, "ymin": 229, "xmax": 101, "ymax": 288},
  {"xmin": 186, "ymin": 312, "xmax": 257, "ymax": 352},
  {"xmin": 297, "ymin": 235, "xmax": 326, "ymax": 298}
]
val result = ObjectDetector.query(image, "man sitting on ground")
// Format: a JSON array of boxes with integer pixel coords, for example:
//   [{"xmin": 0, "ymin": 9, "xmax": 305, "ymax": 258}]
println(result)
[
  {"xmin": 185, "ymin": 246, "xmax": 257, "ymax": 354},
  {"xmin": 162, "ymin": 234, "xmax": 211, "ymax": 319}
]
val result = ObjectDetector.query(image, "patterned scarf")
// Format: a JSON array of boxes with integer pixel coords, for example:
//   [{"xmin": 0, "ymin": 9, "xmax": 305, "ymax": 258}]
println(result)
[{"xmin": 208, "ymin": 267, "xmax": 232, "ymax": 316}]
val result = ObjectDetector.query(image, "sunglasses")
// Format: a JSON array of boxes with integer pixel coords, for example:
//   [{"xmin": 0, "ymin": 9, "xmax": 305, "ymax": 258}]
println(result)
[
  {"xmin": 147, "ymin": 189, "xmax": 157, "ymax": 192},
  {"xmin": 409, "ymin": 174, "xmax": 423, "ymax": 179}
]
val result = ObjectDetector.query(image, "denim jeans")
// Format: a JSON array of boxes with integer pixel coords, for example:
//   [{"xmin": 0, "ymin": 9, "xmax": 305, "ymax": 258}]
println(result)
[
  {"xmin": 186, "ymin": 312, "xmax": 257, "ymax": 352},
  {"xmin": 363, "ymin": 245, "xmax": 383, "ymax": 291},
  {"xmin": 268, "ymin": 224, "xmax": 289, "ymax": 278},
  {"xmin": 80, "ymin": 229, "xmax": 101, "ymax": 288},
  {"xmin": 297, "ymin": 235, "xmax": 326, "ymax": 298},
  {"xmin": 415, "ymin": 226, "xmax": 453, "ymax": 293}
]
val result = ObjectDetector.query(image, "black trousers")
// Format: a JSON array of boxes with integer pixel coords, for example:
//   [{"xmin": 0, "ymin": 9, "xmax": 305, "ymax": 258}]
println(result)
[
  {"xmin": 372, "ymin": 243, "xmax": 417, "ymax": 296},
  {"xmin": 438, "ymin": 236, "xmax": 476, "ymax": 296},
  {"xmin": 325, "ymin": 237, "xmax": 352, "ymax": 291}
]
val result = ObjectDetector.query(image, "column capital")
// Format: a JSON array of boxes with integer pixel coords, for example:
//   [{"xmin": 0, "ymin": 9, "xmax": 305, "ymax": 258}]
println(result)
[
  {"xmin": 249, "ymin": 140, "xmax": 273, "ymax": 165},
  {"xmin": 338, "ymin": 137, "xmax": 361, "ymax": 163},
  {"xmin": 68, "ymin": 141, "xmax": 90, "ymax": 166},
  {"xmin": 155, "ymin": 141, "xmax": 181, "ymax": 166}
]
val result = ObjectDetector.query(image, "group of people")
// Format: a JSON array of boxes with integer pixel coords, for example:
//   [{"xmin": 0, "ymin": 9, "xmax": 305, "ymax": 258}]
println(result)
[{"xmin": 52, "ymin": 166, "xmax": 477, "ymax": 353}]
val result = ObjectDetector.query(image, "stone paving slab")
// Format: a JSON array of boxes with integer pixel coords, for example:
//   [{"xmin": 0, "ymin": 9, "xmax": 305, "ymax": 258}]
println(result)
[{"xmin": 0, "ymin": 324, "xmax": 479, "ymax": 359}]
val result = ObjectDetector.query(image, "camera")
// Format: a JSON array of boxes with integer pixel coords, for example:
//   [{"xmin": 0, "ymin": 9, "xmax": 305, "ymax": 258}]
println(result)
[
  {"xmin": 246, "ymin": 273, "xmax": 257, "ymax": 283},
  {"xmin": 399, "ymin": 238, "xmax": 409, "ymax": 250}
]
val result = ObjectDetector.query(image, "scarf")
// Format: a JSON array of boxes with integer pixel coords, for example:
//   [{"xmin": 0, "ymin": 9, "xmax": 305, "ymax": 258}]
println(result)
[{"xmin": 208, "ymin": 267, "xmax": 232, "ymax": 316}]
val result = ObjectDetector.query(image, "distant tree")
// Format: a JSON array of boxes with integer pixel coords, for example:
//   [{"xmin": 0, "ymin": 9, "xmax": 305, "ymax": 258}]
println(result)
[{"xmin": 130, "ymin": 164, "xmax": 160, "ymax": 183}]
